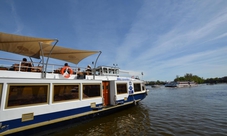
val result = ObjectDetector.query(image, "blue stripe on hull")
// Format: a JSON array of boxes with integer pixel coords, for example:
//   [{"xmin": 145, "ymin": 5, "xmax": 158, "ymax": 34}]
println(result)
[
  {"xmin": 128, "ymin": 93, "xmax": 147, "ymax": 101},
  {"xmin": 1, "ymin": 92, "xmax": 147, "ymax": 135},
  {"xmin": 4, "ymin": 105, "xmax": 92, "ymax": 130},
  {"xmin": 116, "ymin": 93, "xmax": 147, "ymax": 104}
]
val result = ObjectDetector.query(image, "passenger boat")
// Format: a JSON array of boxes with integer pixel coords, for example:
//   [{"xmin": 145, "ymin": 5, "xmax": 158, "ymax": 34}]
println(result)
[
  {"xmin": 0, "ymin": 32, "xmax": 148, "ymax": 135},
  {"xmin": 165, "ymin": 81, "xmax": 197, "ymax": 87}
]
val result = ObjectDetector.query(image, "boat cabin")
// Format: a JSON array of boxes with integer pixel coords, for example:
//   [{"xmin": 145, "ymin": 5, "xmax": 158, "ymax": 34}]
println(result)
[{"xmin": 94, "ymin": 66, "xmax": 119, "ymax": 76}]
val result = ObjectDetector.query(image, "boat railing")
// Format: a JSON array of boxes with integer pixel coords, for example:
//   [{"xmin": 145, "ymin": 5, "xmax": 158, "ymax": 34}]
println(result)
[
  {"xmin": 0, "ymin": 58, "xmax": 100, "ymax": 77},
  {"xmin": 0, "ymin": 58, "xmax": 43, "ymax": 72},
  {"xmin": 0, "ymin": 58, "xmax": 132, "ymax": 79},
  {"xmin": 0, "ymin": 57, "xmax": 81, "ymax": 74}
]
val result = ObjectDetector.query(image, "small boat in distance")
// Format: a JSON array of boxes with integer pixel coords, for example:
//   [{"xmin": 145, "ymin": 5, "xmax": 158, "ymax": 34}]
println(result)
[
  {"xmin": 165, "ymin": 81, "xmax": 197, "ymax": 87},
  {"xmin": 0, "ymin": 32, "xmax": 148, "ymax": 135}
]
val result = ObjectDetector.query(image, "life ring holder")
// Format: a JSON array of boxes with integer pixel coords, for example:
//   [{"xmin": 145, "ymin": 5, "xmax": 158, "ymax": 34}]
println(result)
[{"xmin": 60, "ymin": 66, "xmax": 73, "ymax": 78}]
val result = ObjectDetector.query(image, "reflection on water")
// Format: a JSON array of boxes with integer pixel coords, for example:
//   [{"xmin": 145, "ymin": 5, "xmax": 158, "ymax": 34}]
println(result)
[{"xmin": 51, "ymin": 84, "xmax": 227, "ymax": 136}]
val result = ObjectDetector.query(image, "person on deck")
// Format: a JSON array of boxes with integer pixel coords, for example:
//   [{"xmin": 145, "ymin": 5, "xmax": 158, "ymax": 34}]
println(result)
[
  {"xmin": 64, "ymin": 63, "xmax": 69, "ymax": 67},
  {"xmin": 22, "ymin": 58, "xmax": 27, "ymax": 64},
  {"xmin": 60, "ymin": 63, "xmax": 73, "ymax": 77},
  {"xmin": 61, "ymin": 63, "xmax": 70, "ymax": 73},
  {"xmin": 21, "ymin": 58, "xmax": 32, "ymax": 71},
  {"xmin": 86, "ymin": 65, "xmax": 92, "ymax": 75},
  {"xmin": 77, "ymin": 68, "xmax": 84, "ymax": 79}
]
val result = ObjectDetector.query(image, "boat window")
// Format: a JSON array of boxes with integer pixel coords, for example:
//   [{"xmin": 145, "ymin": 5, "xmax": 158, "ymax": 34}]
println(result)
[
  {"xmin": 109, "ymin": 69, "xmax": 114, "ymax": 74},
  {"xmin": 103, "ymin": 68, "xmax": 108, "ymax": 73},
  {"xmin": 134, "ymin": 83, "xmax": 141, "ymax": 92},
  {"xmin": 82, "ymin": 84, "xmax": 101, "ymax": 99},
  {"xmin": 116, "ymin": 83, "xmax": 127, "ymax": 94},
  {"xmin": 53, "ymin": 84, "xmax": 79, "ymax": 102},
  {"xmin": 6, "ymin": 84, "xmax": 49, "ymax": 108},
  {"xmin": 114, "ymin": 69, "xmax": 119, "ymax": 74},
  {"xmin": 0, "ymin": 84, "xmax": 2, "ymax": 108}
]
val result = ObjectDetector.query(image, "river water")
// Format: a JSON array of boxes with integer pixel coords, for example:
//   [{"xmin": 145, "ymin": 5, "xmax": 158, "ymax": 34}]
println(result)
[{"xmin": 51, "ymin": 84, "xmax": 227, "ymax": 136}]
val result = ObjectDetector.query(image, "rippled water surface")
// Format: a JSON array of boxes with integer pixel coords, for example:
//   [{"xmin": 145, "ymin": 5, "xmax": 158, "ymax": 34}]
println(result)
[{"xmin": 51, "ymin": 84, "xmax": 227, "ymax": 136}]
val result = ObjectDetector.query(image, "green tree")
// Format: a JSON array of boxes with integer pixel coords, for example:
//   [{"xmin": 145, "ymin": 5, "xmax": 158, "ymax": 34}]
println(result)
[{"xmin": 174, "ymin": 73, "xmax": 204, "ymax": 84}]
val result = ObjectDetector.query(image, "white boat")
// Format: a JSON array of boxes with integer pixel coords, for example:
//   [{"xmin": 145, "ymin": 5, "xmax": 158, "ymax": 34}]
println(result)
[
  {"xmin": 151, "ymin": 85, "xmax": 161, "ymax": 88},
  {"xmin": 0, "ymin": 32, "xmax": 148, "ymax": 135},
  {"xmin": 165, "ymin": 81, "xmax": 197, "ymax": 87}
]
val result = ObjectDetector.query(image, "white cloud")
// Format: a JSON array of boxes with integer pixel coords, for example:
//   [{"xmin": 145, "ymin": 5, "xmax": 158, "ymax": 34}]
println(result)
[
  {"xmin": 112, "ymin": 0, "xmax": 227, "ymax": 80},
  {"xmin": 8, "ymin": 0, "xmax": 24, "ymax": 33}
]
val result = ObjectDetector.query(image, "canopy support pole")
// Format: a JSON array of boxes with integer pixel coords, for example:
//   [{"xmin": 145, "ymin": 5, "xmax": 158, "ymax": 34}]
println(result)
[
  {"xmin": 44, "ymin": 39, "xmax": 58, "ymax": 78},
  {"xmin": 39, "ymin": 42, "xmax": 45, "ymax": 78},
  {"xmin": 39, "ymin": 39, "xmax": 58, "ymax": 78},
  {"xmin": 93, "ymin": 51, "xmax": 102, "ymax": 80}
]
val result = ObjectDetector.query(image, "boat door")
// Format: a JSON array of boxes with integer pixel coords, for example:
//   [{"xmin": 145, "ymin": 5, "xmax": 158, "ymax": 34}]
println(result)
[{"xmin": 102, "ymin": 81, "xmax": 110, "ymax": 106}]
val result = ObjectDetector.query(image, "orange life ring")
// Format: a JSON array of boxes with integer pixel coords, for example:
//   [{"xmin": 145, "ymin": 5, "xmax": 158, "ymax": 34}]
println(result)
[{"xmin": 60, "ymin": 66, "xmax": 73, "ymax": 78}]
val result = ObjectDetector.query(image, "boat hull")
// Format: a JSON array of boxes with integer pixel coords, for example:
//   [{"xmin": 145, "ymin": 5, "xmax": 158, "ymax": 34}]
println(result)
[
  {"xmin": 0, "ymin": 73, "xmax": 148, "ymax": 136},
  {"xmin": 8, "ymin": 101, "xmax": 140, "ymax": 136},
  {"xmin": 0, "ymin": 92, "xmax": 147, "ymax": 135}
]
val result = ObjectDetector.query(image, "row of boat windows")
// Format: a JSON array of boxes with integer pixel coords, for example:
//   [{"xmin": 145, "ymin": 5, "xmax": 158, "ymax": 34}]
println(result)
[{"xmin": 0, "ymin": 83, "xmax": 143, "ymax": 109}]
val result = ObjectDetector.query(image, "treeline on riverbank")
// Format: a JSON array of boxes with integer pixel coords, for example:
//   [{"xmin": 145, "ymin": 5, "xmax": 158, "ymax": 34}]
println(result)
[
  {"xmin": 174, "ymin": 73, "xmax": 204, "ymax": 84},
  {"xmin": 146, "ymin": 73, "xmax": 227, "ymax": 85}
]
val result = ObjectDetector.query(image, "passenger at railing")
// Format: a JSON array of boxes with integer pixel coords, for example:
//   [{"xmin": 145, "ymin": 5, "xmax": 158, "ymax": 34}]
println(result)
[
  {"xmin": 21, "ymin": 58, "xmax": 27, "ymax": 64},
  {"xmin": 62, "ymin": 63, "xmax": 70, "ymax": 73},
  {"xmin": 21, "ymin": 58, "xmax": 32, "ymax": 72},
  {"xmin": 60, "ymin": 63, "xmax": 73, "ymax": 78},
  {"xmin": 76, "ymin": 68, "xmax": 81, "ymax": 74},
  {"xmin": 12, "ymin": 58, "xmax": 28, "ymax": 71},
  {"xmin": 64, "ymin": 63, "xmax": 69, "ymax": 67},
  {"xmin": 86, "ymin": 65, "xmax": 92, "ymax": 75},
  {"xmin": 77, "ymin": 68, "xmax": 84, "ymax": 79}
]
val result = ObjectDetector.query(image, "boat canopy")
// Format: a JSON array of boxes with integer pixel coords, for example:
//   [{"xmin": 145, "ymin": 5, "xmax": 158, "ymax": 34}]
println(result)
[{"xmin": 0, "ymin": 32, "xmax": 99, "ymax": 64}]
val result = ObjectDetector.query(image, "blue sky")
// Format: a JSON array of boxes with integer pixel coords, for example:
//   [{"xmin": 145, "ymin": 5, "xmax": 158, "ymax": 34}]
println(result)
[{"xmin": 0, "ymin": 0, "xmax": 227, "ymax": 81}]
